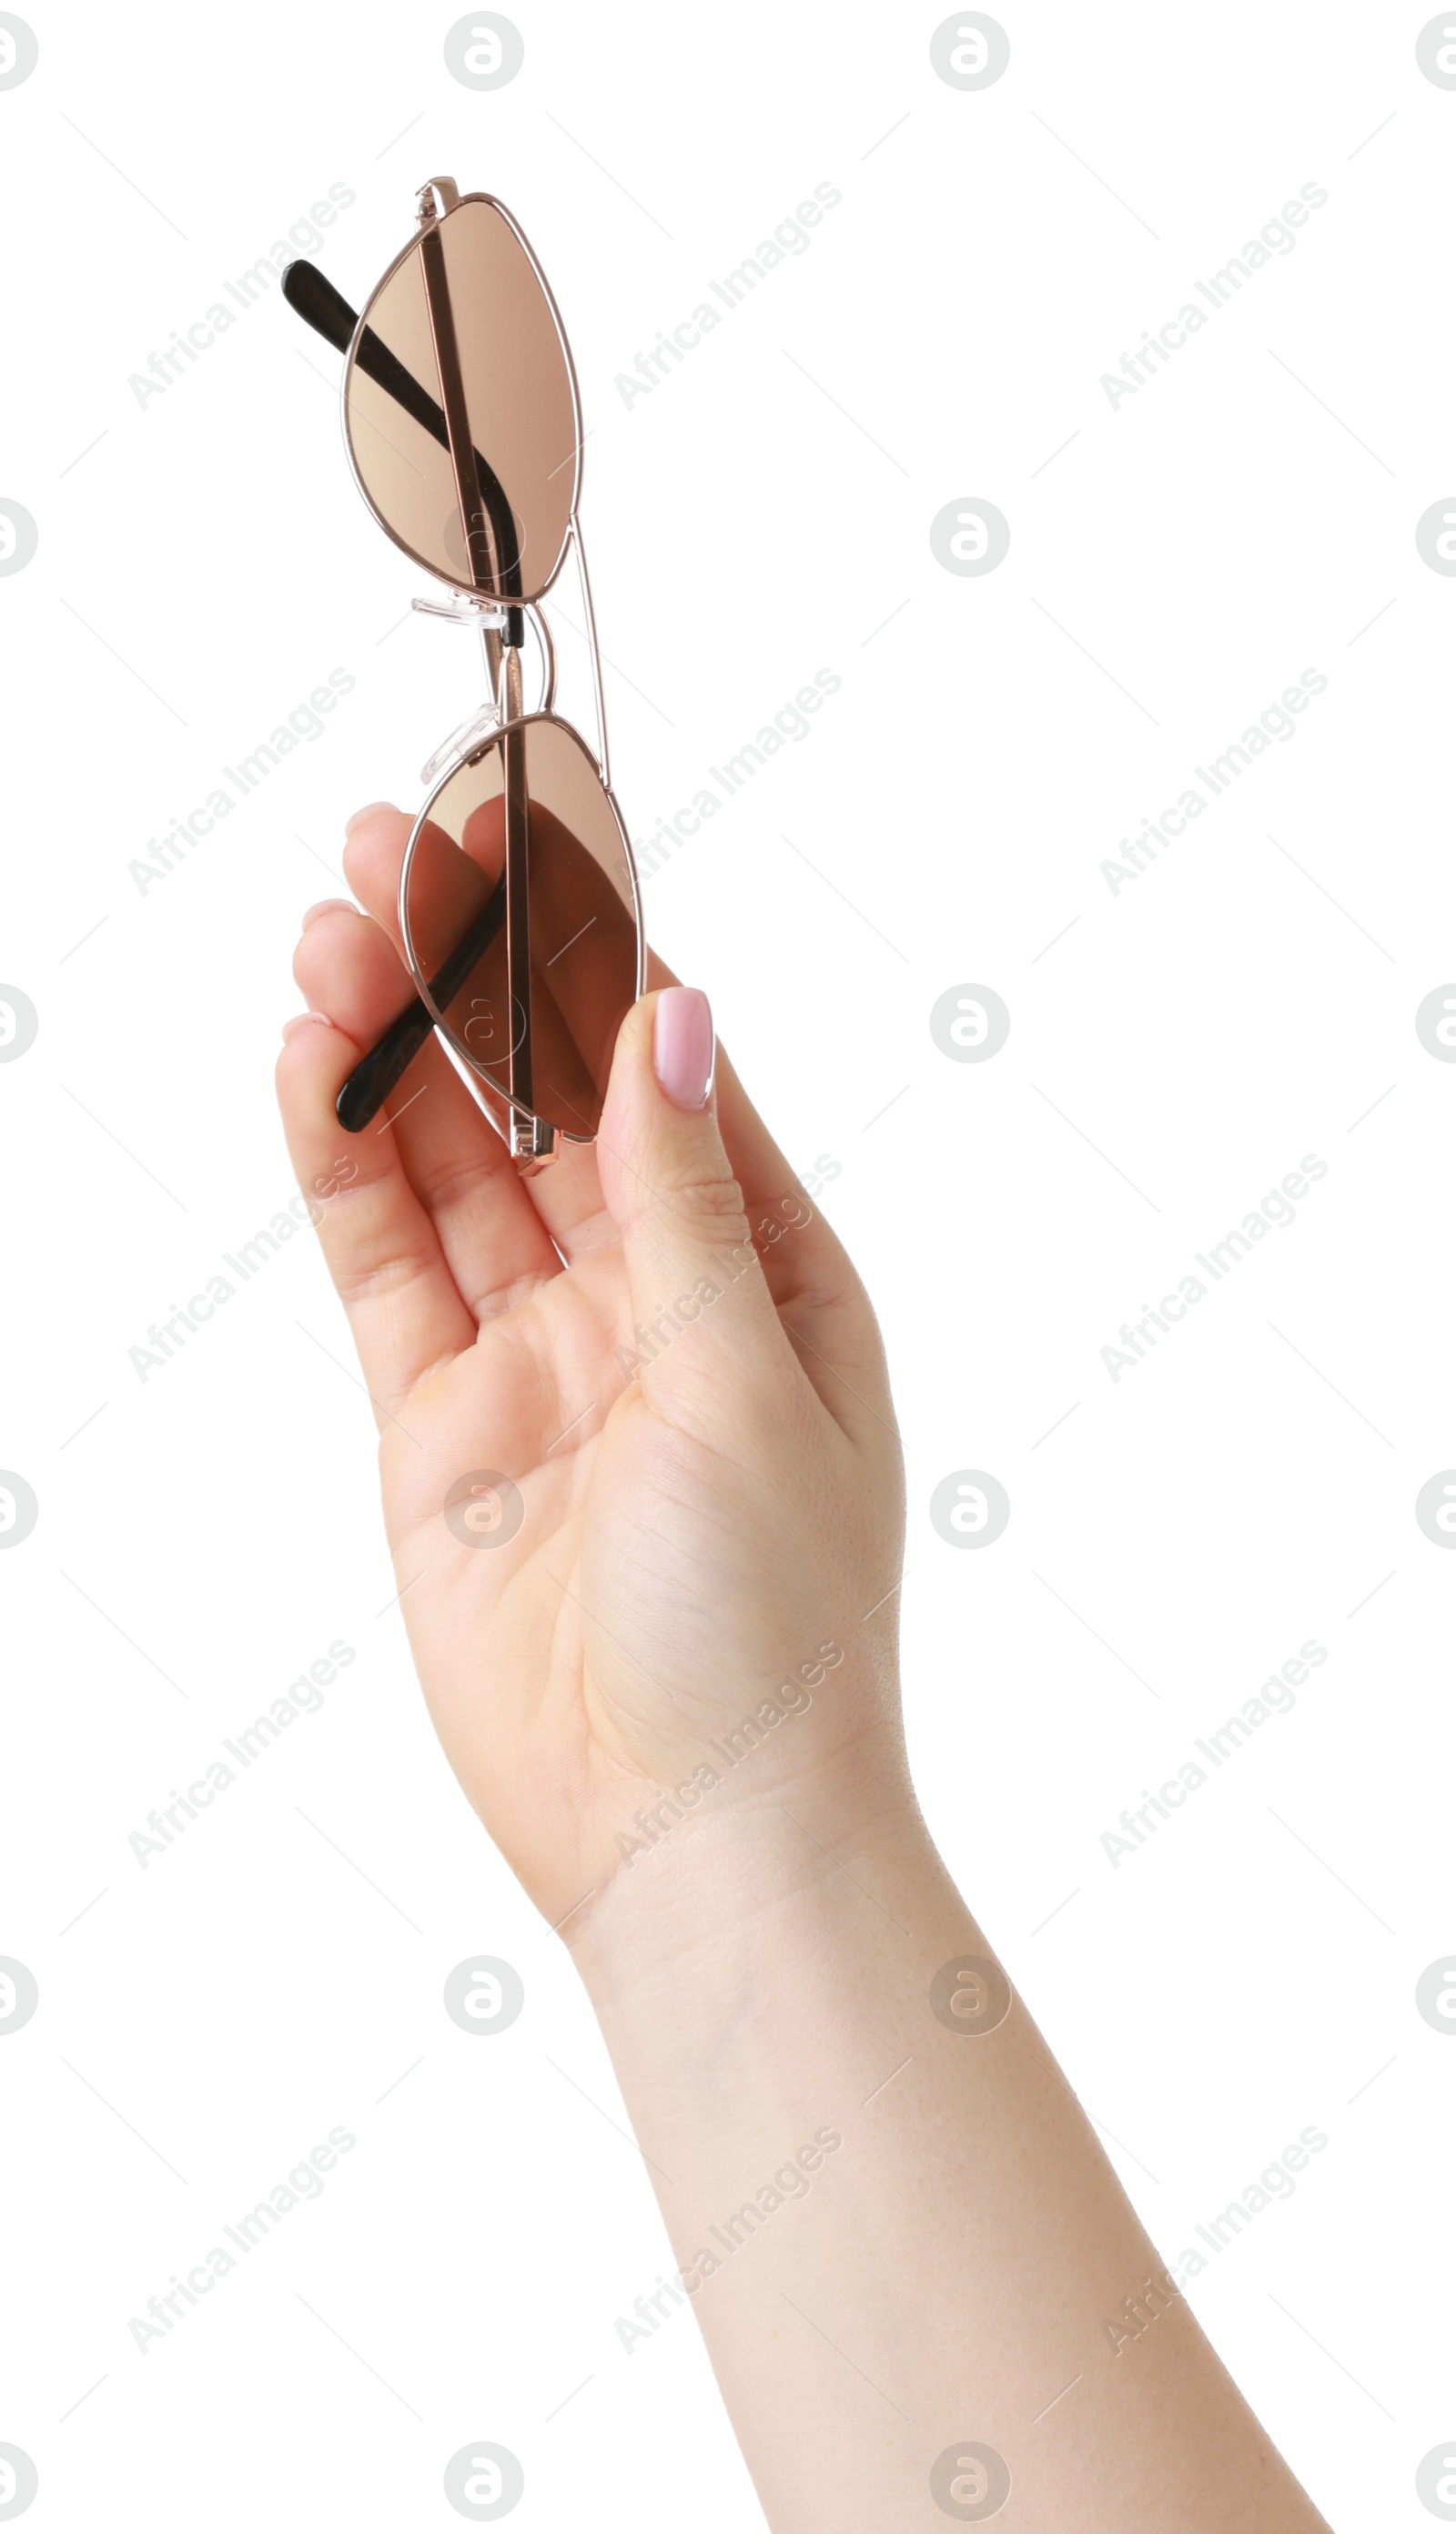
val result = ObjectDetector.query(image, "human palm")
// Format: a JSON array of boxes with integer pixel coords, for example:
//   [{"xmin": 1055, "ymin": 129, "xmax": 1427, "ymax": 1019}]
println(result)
[{"xmin": 277, "ymin": 806, "xmax": 907, "ymax": 1931}]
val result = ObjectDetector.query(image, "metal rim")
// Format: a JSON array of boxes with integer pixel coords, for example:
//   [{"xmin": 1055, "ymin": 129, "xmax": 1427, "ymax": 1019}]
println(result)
[
  {"xmin": 397, "ymin": 707, "xmax": 645, "ymax": 1139},
  {"xmin": 339, "ymin": 191, "xmax": 588, "ymax": 608}
]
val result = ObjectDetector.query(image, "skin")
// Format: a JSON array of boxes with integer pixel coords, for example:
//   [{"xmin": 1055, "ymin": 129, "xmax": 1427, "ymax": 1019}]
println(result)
[{"xmin": 276, "ymin": 802, "xmax": 1333, "ymax": 2532}]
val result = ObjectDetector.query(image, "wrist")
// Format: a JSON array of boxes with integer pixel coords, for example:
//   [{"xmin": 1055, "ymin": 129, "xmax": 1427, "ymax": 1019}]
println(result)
[
  {"xmin": 565, "ymin": 1757, "xmax": 956, "ymax": 2020},
  {"xmin": 565, "ymin": 1778, "xmax": 999, "ymax": 2257}
]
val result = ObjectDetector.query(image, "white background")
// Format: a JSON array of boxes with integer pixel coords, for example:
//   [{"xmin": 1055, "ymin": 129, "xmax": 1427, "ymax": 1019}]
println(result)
[{"xmin": 1, "ymin": 4, "xmax": 1452, "ymax": 2527}]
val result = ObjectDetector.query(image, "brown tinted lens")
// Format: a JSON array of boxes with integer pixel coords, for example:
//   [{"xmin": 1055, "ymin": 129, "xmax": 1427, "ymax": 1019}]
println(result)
[
  {"xmin": 345, "ymin": 198, "xmax": 580, "ymax": 603},
  {"xmin": 402, "ymin": 718, "xmax": 640, "ymax": 1139}
]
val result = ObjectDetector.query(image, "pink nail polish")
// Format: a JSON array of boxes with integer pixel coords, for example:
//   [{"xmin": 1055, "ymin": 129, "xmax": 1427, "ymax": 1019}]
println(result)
[{"xmin": 652, "ymin": 987, "xmax": 714, "ymax": 1110}]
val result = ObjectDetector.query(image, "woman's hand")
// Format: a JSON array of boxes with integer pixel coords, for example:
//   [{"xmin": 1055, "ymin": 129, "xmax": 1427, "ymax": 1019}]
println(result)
[
  {"xmin": 275, "ymin": 804, "xmax": 910, "ymax": 1937},
  {"xmin": 277, "ymin": 806, "xmax": 1333, "ymax": 2532}
]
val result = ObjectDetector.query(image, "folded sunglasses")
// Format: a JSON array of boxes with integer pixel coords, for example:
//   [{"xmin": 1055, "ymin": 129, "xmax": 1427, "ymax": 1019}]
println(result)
[{"xmin": 284, "ymin": 175, "xmax": 643, "ymax": 1171}]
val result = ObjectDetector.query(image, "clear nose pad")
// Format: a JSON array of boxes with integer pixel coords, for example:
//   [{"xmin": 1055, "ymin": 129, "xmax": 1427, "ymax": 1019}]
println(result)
[
  {"xmin": 420, "ymin": 701, "xmax": 500, "ymax": 786},
  {"xmin": 413, "ymin": 593, "xmax": 555, "ymax": 784}
]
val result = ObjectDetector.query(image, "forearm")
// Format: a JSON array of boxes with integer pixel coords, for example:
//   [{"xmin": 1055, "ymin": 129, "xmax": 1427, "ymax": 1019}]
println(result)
[{"xmin": 571, "ymin": 1789, "xmax": 1330, "ymax": 2534}]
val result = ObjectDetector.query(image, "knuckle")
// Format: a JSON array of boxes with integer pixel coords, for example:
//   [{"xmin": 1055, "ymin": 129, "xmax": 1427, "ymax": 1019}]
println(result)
[
  {"xmin": 413, "ymin": 1150, "xmax": 505, "ymax": 1214},
  {"xmin": 332, "ymin": 1240, "xmax": 440, "ymax": 1310},
  {"xmin": 639, "ymin": 1163, "xmax": 753, "ymax": 1256}
]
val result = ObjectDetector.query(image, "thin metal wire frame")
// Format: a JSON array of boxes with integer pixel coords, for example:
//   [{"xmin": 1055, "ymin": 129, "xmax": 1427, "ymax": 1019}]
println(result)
[
  {"xmin": 338, "ymin": 186, "xmax": 588, "ymax": 617},
  {"xmin": 331, "ymin": 179, "xmax": 636, "ymax": 1159},
  {"xmin": 396, "ymin": 706, "xmax": 646, "ymax": 1143},
  {"xmin": 416, "ymin": 189, "xmax": 538, "ymax": 1154}
]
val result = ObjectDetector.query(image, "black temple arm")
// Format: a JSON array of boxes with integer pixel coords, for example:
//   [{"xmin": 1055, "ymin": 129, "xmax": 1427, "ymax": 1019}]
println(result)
[
  {"xmin": 281, "ymin": 258, "xmax": 357, "ymax": 354},
  {"xmin": 282, "ymin": 258, "xmax": 525, "ymax": 1132},
  {"xmin": 334, "ymin": 876, "xmax": 510, "ymax": 1133},
  {"xmin": 282, "ymin": 258, "xmax": 525, "ymax": 638}
]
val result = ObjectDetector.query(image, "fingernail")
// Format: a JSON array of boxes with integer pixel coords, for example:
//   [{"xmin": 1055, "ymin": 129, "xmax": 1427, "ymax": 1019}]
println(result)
[
  {"xmin": 652, "ymin": 987, "xmax": 714, "ymax": 1110},
  {"xmin": 281, "ymin": 1012, "xmax": 332, "ymax": 1043},
  {"xmin": 345, "ymin": 800, "xmax": 398, "ymax": 835},
  {"xmin": 302, "ymin": 897, "xmax": 354, "ymax": 928}
]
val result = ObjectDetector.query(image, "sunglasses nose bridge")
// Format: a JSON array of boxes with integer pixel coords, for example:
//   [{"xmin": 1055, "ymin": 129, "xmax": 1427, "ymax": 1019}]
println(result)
[{"xmin": 412, "ymin": 595, "xmax": 558, "ymax": 787}]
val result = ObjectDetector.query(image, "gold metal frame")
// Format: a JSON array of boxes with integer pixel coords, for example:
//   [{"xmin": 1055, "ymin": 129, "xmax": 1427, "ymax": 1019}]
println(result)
[
  {"xmin": 339, "ymin": 179, "xmax": 586, "ymax": 613},
  {"xmin": 337, "ymin": 176, "xmax": 637, "ymax": 1169},
  {"xmin": 398, "ymin": 709, "xmax": 647, "ymax": 1144}
]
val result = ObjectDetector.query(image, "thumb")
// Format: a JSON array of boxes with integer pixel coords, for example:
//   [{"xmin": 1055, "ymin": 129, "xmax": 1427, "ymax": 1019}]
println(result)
[{"xmin": 595, "ymin": 988, "xmax": 791, "ymax": 1409}]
